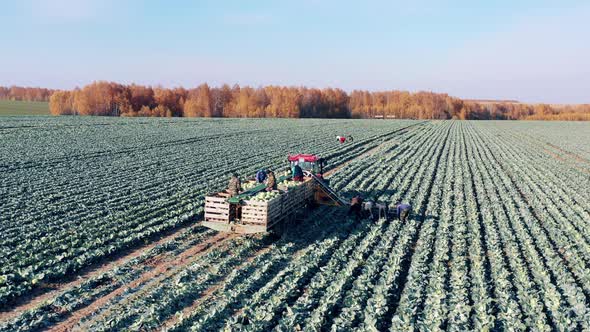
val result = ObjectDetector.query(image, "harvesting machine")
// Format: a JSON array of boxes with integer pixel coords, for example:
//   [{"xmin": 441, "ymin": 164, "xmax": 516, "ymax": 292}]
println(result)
[{"xmin": 202, "ymin": 154, "xmax": 348, "ymax": 234}]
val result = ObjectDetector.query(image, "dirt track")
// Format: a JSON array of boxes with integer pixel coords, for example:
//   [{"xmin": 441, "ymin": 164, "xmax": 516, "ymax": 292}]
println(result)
[
  {"xmin": 58, "ymin": 232, "xmax": 237, "ymax": 332},
  {"xmin": 0, "ymin": 223, "xmax": 198, "ymax": 323}
]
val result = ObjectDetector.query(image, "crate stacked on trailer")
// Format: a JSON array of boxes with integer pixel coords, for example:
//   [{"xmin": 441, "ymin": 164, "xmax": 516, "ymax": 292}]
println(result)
[{"xmin": 204, "ymin": 192, "xmax": 234, "ymax": 223}]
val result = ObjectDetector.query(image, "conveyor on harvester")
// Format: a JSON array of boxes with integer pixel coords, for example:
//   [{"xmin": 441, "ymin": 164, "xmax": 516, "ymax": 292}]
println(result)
[{"xmin": 304, "ymin": 171, "xmax": 349, "ymax": 206}]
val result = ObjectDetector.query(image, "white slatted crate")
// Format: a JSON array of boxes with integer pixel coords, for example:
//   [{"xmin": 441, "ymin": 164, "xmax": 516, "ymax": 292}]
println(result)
[
  {"xmin": 241, "ymin": 197, "xmax": 285, "ymax": 229},
  {"xmin": 278, "ymin": 180, "xmax": 313, "ymax": 211},
  {"xmin": 281, "ymin": 188, "xmax": 300, "ymax": 209},
  {"xmin": 204, "ymin": 193, "xmax": 232, "ymax": 223},
  {"xmin": 241, "ymin": 179, "xmax": 314, "ymax": 231}
]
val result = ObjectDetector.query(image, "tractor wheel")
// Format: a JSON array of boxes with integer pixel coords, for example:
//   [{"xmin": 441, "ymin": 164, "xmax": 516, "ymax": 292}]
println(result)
[
  {"xmin": 305, "ymin": 197, "xmax": 317, "ymax": 211},
  {"xmin": 272, "ymin": 214, "xmax": 292, "ymax": 239},
  {"xmin": 270, "ymin": 221, "xmax": 284, "ymax": 240}
]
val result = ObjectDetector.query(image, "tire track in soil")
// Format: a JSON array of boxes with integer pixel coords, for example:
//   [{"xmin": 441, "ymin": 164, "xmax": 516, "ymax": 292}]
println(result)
[
  {"xmin": 49, "ymin": 232, "xmax": 235, "ymax": 332},
  {"xmin": 513, "ymin": 132, "xmax": 590, "ymax": 173},
  {"xmin": 545, "ymin": 142, "xmax": 590, "ymax": 166},
  {"xmin": 0, "ymin": 223, "xmax": 202, "ymax": 323},
  {"xmin": 542, "ymin": 148, "xmax": 590, "ymax": 175},
  {"xmin": 158, "ymin": 244, "xmax": 275, "ymax": 330}
]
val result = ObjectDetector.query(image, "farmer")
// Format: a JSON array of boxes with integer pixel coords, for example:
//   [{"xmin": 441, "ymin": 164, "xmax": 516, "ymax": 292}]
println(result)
[
  {"xmin": 227, "ymin": 173, "xmax": 242, "ymax": 197},
  {"xmin": 395, "ymin": 199, "xmax": 412, "ymax": 222},
  {"xmin": 348, "ymin": 195, "xmax": 364, "ymax": 221},
  {"xmin": 376, "ymin": 202, "xmax": 388, "ymax": 220},
  {"xmin": 266, "ymin": 170, "xmax": 277, "ymax": 191},
  {"xmin": 256, "ymin": 169, "xmax": 267, "ymax": 183},
  {"xmin": 292, "ymin": 163, "xmax": 304, "ymax": 182},
  {"xmin": 363, "ymin": 200, "xmax": 374, "ymax": 220}
]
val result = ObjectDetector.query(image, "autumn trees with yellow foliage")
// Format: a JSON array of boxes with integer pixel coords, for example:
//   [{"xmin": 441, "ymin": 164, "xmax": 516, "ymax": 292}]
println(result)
[
  {"xmin": 45, "ymin": 81, "xmax": 352, "ymax": 118},
  {"xmin": 0, "ymin": 86, "xmax": 54, "ymax": 102},
  {"xmin": 3, "ymin": 82, "xmax": 588, "ymax": 120}
]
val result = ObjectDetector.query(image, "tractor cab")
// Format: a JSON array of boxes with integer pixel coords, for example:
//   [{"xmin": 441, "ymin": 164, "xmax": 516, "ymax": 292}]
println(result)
[{"xmin": 288, "ymin": 154, "xmax": 327, "ymax": 178}]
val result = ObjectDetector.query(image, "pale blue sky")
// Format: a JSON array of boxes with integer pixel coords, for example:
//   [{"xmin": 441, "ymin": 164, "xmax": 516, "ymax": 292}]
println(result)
[{"xmin": 1, "ymin": 0, "xmax": 588, "ymax": 103}]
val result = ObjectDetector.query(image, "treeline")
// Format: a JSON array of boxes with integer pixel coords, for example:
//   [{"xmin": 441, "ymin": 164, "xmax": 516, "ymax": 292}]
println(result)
[
  {"xmin": 48, "ymin": 82, "xmax": 350, "ymax": 118},
  {"xmin": 0, "ymin": 86, "xmax": 54, "ymax": 102},
  {"xmin": 350, "ymin": 91, "xmax": 590, "ymax": 120},
  {"xmin": 4, "ymin": 82, "xmax": 590, "ymax": 120},
  {"xmin": 457, "ymin": 101, "xmax": 590, "ymax": 121}
]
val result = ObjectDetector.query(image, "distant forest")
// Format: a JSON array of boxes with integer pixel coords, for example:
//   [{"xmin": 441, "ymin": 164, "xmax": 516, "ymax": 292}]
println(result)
[{"xmin": 1, "ymin": 82, "xmax": 589, "ymax": 120}]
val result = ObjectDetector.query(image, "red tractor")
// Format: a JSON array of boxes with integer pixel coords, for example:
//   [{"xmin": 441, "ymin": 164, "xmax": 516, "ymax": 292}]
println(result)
[
  {"xmin": 287, "ymin": 154, "xmax": 328, "ymax": 180},
  {"xmin": 287, "ymin": 153, "xmax": 345, "ymax": 206},
  {"xmin": 336, "ymin": 135, "xmax": 354, "ymax": 144}
]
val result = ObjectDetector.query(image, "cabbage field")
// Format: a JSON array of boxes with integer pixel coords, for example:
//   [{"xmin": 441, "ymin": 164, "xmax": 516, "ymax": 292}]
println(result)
[{"xmin": 1, "ymin": 117, "xmax": 589, "ymax": 331}]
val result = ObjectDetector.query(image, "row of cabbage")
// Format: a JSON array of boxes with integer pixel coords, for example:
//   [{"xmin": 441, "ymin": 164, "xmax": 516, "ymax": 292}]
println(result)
[
  {"xmin": 0, "ymin": 118, "xmax": 418, "ymax": 306},
  {"xmin": 492, "ymin": 120, "xmax": 590, "ymax": 160},
  {"xmin": 466, "ymin": 122, "xmax": 590, "ymax": 330},
  {"xmin": 391, "ymin": 121, "xmax": 590, "ymax": 331},
  {"xmin": 0, "ymin": 225, "xmax": 215, "ymax": 332}
]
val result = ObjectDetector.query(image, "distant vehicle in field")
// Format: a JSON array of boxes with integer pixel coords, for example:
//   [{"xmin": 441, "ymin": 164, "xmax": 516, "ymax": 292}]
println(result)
[{"xmin": 336, "ymin": 135, "xmax": 354, "ymax": 144}]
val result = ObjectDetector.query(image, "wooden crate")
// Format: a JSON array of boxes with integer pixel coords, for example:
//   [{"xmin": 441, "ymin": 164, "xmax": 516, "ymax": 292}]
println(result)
[
  {"xmin": 280, "ymin": 187, "xmax": 299, "ymax": 208},
  {"xmin": 241, "ymin": 195, "xmax": 283, "ymax": 226},
  {"xmin": 293, "ymin": 181, "xmax": 313, "ymax": 203},
  {"xmin": 302, "ymin": 181, "xmax": 314, "ymax": 200},
  {"xmin": 242, "ymin": 179, "xmax": 315, "ymax": 230},
  {"xmin": 204, "ymin": 192, "xmax": 233, "ymax": 223},
  {"xmin": 278, "ymin": 180, "xmax": 313, "ymax": 210}
]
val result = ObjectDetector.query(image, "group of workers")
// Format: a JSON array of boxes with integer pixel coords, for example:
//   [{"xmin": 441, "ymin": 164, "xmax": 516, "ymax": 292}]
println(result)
[
  {"xmin": 256, "ymin": 169, "xmax": 277, "ymax": 190},
  {"xmin": 348, "ymin": 195, "xmax": 412, "ymax": 222},
  {"xmin": 229, "ymin": 164, "xmax": 413, "ymax": 223},
  {"xmin": 227, "ymin": 165, "xmax": 302, "ymax": 198},
  {"xmin": 227, "ymin": 170, "xmax": 277, "ymax": 197}
]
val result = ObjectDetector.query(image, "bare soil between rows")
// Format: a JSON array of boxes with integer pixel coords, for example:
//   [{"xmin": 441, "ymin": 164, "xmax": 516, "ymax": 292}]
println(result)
[
  {"xmin": 0, "ymin": 222, "xmax": 197, "ymax": 322},
  {"xmin": 55, "ymin": 233, "xmax": 236, "ymax": 332}
]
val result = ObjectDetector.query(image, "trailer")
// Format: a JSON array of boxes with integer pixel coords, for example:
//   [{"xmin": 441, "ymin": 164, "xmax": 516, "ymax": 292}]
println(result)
[{"xmin": 202, "ymin": 154, "xmax": 348, "ymax": 234}]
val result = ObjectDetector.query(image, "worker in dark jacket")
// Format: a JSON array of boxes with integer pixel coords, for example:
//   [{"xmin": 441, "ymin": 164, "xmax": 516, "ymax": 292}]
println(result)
[
  {"xmin": 256, "ymin": 169, "xmax": 267, "ymax": 183},
  {"xmin": 266, "ymin": 170, "xmax": 277, "ymax": 191},
  {"xmin": 348, "ymin": 195, "xmax": 364, "ymax": 221},
  {"xmin": 292, "ymin": 164, "xmax": 304, "ymax": 181},
  {"xmin": 395, "ymin": 200, "xmax": 412, "ymax": 222},
  {"xmin": 227, "ymin": 173, "xmax": 242, "ymax": 197}
]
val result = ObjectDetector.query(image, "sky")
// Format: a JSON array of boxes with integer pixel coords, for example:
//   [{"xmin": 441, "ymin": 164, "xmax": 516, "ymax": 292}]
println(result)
[{"xmin": 0, "ymin": 0, "xmax": 589, "ymax": 103}]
